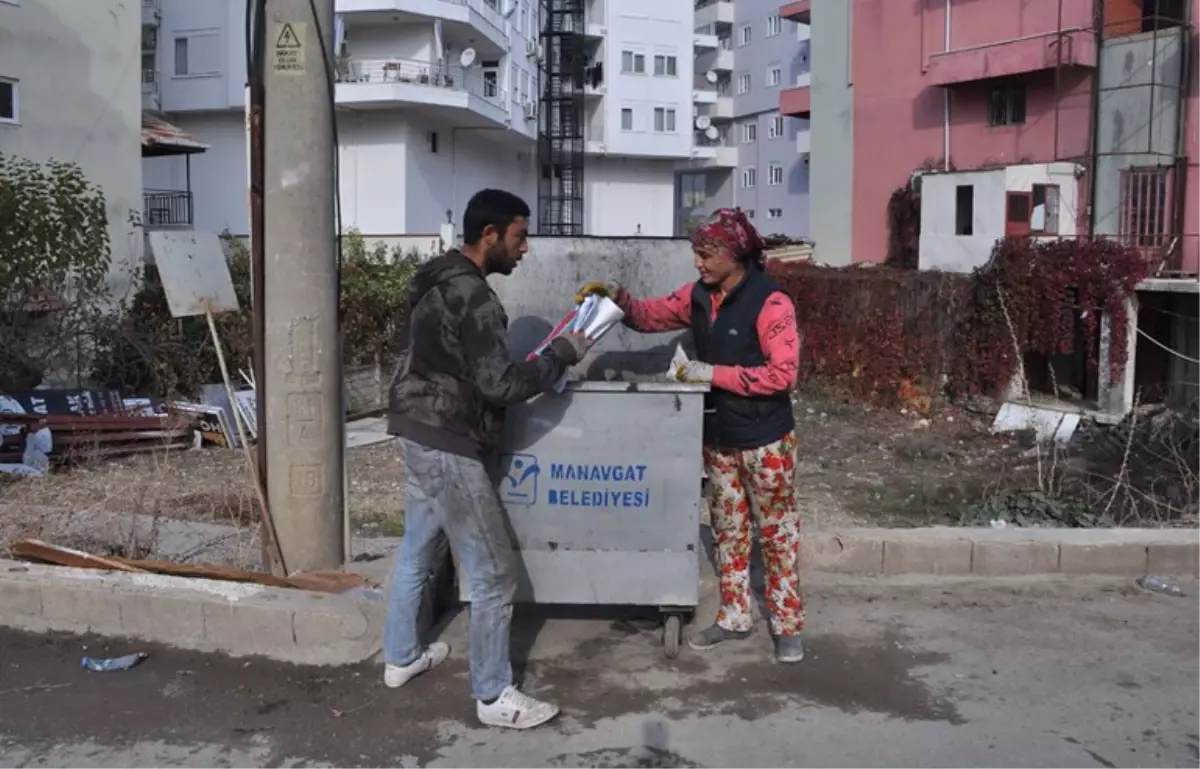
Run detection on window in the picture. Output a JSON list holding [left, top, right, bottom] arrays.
[[173, 33, 220, 77], [719, 35, 733, 50], [511, 63, 520, 103], [653, 55, 678, 77], [739, 24, 752, 46], [768, 114, 784, 139], [988, 83, 1026, 126], [621, 107, 634, 131], [482, 66, 499, 98], [519, 0, 528, 38], [621, 50, 646, 74], [955, 185, 974, 236], [767, 13, 782, 37], [746, 209, 756, 219], [736, 73, 751, 94], [741, 167, 757, 188], [768, 163, 783, 186], [1030, 184, 1060, 234], [1120, 166, 1174, 249], [654, 107, 676, 132], [680, 173, 706, 209], [0, 77, 16, 123], [740, 121, 756, 143], [767, 208, 783, 220], [766, 65, 781, 87]]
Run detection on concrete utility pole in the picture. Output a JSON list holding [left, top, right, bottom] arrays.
[[261, 0, 344, 572]]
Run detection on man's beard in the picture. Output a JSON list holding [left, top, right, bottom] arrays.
[[484, 243, 515, 275]]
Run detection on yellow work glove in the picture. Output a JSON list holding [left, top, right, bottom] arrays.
[[675, 360, 715, 384], [574, 280, 619, 306]]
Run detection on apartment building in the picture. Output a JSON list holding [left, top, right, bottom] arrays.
[[784, 0, 1197, 412], [784, 0, 1198, 278], [140, 0, 701, 241], [0, 0, 145, 291], [678, 0, 811, 237]]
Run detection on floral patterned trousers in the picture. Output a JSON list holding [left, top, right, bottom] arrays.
[[704, 431, 804, 637]]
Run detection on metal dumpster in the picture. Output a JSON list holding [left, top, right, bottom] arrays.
[[456, 380, 709, 658]]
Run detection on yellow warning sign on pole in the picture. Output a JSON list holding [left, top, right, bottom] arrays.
[[273, 21, 306, 75]]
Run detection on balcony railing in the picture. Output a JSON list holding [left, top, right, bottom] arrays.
[[337, 57, 506, 107], [144, 189, 193, 228], [141, 69, 157, 94]]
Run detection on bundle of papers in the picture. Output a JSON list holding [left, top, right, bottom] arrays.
[[528, 294, 625, 392]]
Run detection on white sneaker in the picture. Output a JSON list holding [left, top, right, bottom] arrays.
[[476, 685, 560, 729], [383, 642, 450, 688]]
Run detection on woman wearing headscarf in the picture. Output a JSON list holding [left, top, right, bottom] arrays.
[[575, 208, 804, 663]]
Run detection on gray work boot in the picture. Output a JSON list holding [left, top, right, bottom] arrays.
[[774, 635, 805, 663], [687, 623, 751, 651]]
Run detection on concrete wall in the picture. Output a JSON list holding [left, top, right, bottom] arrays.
[[488, 236, 699, 378], [1093, 28, 1184, 239], [0, 0, 144, 299], [809, 0, 854, 265]]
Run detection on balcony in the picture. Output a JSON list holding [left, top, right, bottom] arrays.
[[144, 190, 193, 229], [779, 0, 809, 24], [694, 143, 738, 167], [141, 69, 160, 111], [711, 95, 734, 120], [693, 75, 718, 104], [694, 33, 719, 49], [779, 73, 810, 117], [141, 0, 160, 26], [337, 0, 508, 55], [695, 0, 734, 28], [925, 29, 1097, 88], [335, 57, 508, 126], [711, 48, 734, 71], [795, 129, 810, 154]]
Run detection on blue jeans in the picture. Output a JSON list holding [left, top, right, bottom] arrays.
[[384, 437, 516, 701]]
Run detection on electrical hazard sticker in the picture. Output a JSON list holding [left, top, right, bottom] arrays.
[[273, 22, 306, 75]]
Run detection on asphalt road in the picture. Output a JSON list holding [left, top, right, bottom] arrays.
[[1, 575, 1197, 768]]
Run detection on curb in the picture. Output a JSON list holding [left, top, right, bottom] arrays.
[[0, 558, 384, 666], [1, 527, 1195, 665], [800, 527, 1200, 577]]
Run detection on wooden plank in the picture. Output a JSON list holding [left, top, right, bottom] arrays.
[[10, 539, 149, 573]]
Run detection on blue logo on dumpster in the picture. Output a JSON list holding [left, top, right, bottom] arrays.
[[499, 453, 540, 505]]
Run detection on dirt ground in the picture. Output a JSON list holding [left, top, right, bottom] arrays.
[[0, 392, 1048, 550]]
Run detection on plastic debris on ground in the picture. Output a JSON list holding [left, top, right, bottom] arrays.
[[81, 652, 149, 672], [1136, 575, 1187, 597]]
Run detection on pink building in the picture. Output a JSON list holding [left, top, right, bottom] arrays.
[[781, 0, 1198, 413]]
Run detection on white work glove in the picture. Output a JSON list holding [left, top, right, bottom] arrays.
[[574, 280, 622, 306], [675, 360, 714, 384], [549, 332, 590, 365]]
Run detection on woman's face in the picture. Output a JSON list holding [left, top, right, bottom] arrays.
[[693, 245, 739, 287]]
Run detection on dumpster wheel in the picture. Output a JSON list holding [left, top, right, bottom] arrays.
[[663, 614, 683, 659]]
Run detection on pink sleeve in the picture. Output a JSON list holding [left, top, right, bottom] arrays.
[[711, 291, 800, 397], [616, 282, 694, 333]]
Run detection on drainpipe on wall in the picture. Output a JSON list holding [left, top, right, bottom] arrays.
[[943, 0, 951, 171], [1086, 0, 1105, 236]]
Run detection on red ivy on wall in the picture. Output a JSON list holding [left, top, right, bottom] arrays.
[[768, 237, 1150, 411]]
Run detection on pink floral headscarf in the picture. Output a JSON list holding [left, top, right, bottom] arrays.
[[690, 207, 767, 265]]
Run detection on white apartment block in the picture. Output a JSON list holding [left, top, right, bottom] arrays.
[[0, 0, 145, 293], [141, 0, 704, 241]]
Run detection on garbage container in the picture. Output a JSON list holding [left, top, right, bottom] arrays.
[[456, 380, 709, 658]]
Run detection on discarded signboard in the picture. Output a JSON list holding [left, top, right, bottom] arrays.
[[167, 401, 235, 448], [4, 389, 125, 417]]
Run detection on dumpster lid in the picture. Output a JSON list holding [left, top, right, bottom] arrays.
[[566, 381, 710, 394]]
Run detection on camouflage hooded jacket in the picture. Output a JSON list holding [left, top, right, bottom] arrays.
[[387, 250, 571, 459]]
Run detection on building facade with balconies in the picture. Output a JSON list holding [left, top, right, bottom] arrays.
[[140, 0, 702, 240], [0, 0, 145, 293], [677, 0, 811, 238]]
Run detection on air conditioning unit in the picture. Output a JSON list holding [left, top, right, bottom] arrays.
[[523, 100, 538, 119]]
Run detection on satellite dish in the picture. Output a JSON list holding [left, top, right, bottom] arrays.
[[460, 48, 477, 68], [704, 125, 719, 140], [695, 115, 711, 130], [705, 70, 718, 84]]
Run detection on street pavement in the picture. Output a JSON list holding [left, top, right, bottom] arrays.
[[0, 574, 1196, 768]]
